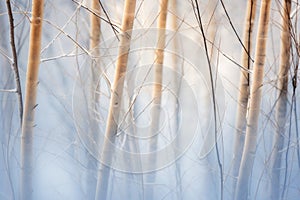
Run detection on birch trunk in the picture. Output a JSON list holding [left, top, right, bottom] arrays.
[[149, 0, 169, 160], [90, 0, 101, 51], [269, 0, 291, 199], [95, 0, 136, 199], [148, 1, 169, 199], [86, 0, 101, 199], [234, 0, 271, 199], [170, 0, 183, 199], [21, 0, 44, 199], [90, 0, 101, 87], [232, 0, 257, 193]]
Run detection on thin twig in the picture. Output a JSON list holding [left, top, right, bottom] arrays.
[[6, 0, 23, 125], [219, 0, 254, 63], [0, 89, 17, 93], [43, 19, 91, 56], [41, 3, 82, 54], [41, 52, 85, 63], [192, 1, 223, 199], [0, 48, 13, 63], [71, 0, 120, 39], [97, 0, 120, 40]]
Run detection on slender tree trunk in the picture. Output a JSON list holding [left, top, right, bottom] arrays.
[[149, 0, 169, 158], [6, 0, 23, 125], [269, 0, 291, 199], [21, 0, 44, 199], [232, 0, 257, 194], [95, 0, 137, 199], [90, 0, 101, 50], [90, 0, 101, 87], [148, 0, 169, 199], [170, 0, 183, 199], [86, 0, 101, 199], [234, 0, 271, 199]]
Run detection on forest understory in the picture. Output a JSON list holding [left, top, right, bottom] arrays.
[[0, 0, 300, 199]]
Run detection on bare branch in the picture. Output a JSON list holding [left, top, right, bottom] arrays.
[[192, 1, 223, 199], [6, 0, 23, 125], [219, 0, 254, 63], [71, 0, 120, 39], [0, 88, 17, 93]]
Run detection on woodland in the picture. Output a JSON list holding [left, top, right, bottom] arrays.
[[0, 0, 300, 199]]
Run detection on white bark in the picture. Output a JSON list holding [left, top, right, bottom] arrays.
[[232, 0, 257, 194], [85, 0, 101, 199], [148, 1, 169, 199], [149, 0, 169, 161], [90, 0, 101, 88], [269, 0, 291, 199], [235, 0, 271, 199], [21, 0, 44, 199], [95, 0, 137, 199], [170, 0, 183, 199]]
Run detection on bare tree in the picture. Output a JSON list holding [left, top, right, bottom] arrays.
[[148, 0, 169, 199], [21, 0, 44, 199], [84, 0, 102, 199], [231, 0, 256, 194], [90, 0, 101, 85], [235, 0, 272, 199], [95, 0, 137, 199], [170, 0, 183, 198], [269, 0, 291, 199]]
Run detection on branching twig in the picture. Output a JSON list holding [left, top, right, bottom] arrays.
[[97, 0, 119, 40], [71, 0, 120, 40], [41, 3, 82, 54], [43, 19, 90, 56], [219, 0, 254, 63], [6, 0, 23, 125]]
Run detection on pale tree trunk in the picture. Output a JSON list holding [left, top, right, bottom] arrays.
[[149, 0, 169, 161], [148, 0, 169, 198], [232, 0, 257, 194], [95, 0, 137, 199], [90, 0, 101, 51], [269, 0, 291, 199], [234, 0, 271, 199], [170, 0, 183, 199], [86, 0, 101, 199], [90, 0, 101, 87], [21, 0, 44, 199]]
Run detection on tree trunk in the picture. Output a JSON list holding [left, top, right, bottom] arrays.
[[21, 0, 44, 199], [149, 0, 169, 162], [269, 0, 291, 199], [170, 0, 183, 199], [90, 0, 101, 88], [148, 0, 169, 198], [232, 0, 257, 194], [234, 0, 271, 199], [85, 0, 101, 199], [95, 0, 137, 199]]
